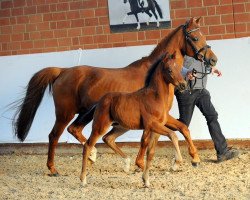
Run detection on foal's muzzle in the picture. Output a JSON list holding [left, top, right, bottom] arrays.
[[177, 82, 187, 92]]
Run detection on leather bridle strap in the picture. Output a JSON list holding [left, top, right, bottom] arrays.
[[183, 24, 211, 64]]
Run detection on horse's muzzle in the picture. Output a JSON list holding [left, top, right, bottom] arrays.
[[209, 57, 217, 66]]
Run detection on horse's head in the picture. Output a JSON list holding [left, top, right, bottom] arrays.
[[182, 17, 218, 67], [162, 52, 187, 92]]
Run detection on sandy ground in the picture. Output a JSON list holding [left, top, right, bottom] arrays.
[[0, 144, 249, 200]]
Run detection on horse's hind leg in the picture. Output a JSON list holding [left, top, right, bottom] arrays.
[[47, 116, 74, 176], [67, 112, 90, 145], [102, 126, 131, 172], [150, 9, 160, 27], [144, 10, 152, 25]]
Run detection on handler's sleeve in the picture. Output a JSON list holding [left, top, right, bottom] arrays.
[[181, 67, 190, 77]]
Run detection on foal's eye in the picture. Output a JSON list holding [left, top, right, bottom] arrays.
[[168, 68, 172, 74]]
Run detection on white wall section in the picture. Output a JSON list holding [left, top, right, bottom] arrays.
[[0, 37, 249, 143]]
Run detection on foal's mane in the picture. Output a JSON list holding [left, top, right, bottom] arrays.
[[144, 52, 167, 87]]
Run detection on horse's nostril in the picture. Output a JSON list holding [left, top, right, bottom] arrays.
[[210, 58, 217, 66]]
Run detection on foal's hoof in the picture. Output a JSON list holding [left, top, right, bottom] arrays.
[[191, 162, 200, 167], [48, 172, 60, 177]]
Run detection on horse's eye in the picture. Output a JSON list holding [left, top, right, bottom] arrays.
[[168, 69, 172, 74], [192, 37, 199, 41]]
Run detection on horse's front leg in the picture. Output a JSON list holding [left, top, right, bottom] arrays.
[[166, 115, 200, 166], [134, 13, 141, 29]]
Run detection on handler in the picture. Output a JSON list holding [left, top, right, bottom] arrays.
[[175, 56, 239, 162]]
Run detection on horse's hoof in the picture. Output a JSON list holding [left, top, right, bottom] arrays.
[[192, 162, 199, 167], [135, 160, 144, 171]]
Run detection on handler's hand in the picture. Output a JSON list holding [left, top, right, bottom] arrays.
[[212, 67, 222, 77], [186, 71, 196, 80]]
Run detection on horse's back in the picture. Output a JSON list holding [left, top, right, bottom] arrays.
[[51, 64, 145, 113]]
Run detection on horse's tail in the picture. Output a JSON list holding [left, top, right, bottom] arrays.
[[12, 67, 66, 142], [154, 0, 163, 19]]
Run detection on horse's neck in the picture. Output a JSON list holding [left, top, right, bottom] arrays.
[[148, 26, 185, 65], [126, 26, 185, 75]]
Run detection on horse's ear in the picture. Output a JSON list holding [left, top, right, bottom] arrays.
[[186, 17, 195, 27], [195, 17, 201, 26]]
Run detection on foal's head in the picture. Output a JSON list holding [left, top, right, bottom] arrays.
[[182, 17, 218, 67], [162, 52, 187, 92]]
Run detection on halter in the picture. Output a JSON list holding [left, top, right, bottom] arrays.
[[182, 23, 211, 66], [182, 23, 213, 92]]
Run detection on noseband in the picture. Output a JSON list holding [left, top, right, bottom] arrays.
[[183, 23, 211, 66]]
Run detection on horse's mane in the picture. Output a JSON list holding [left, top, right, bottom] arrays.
[[125, 24, 183, 70], [149, 25, 183, 59]]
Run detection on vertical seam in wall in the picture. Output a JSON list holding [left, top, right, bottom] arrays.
[[232, 0, 236, 38], [78, 48, 83, 65]]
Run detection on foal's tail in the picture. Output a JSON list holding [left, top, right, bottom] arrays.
[[12, 67, 66, 142], [154, 0, 163, 19]]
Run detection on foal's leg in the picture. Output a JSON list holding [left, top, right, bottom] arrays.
[[80, 120, 112, 186], [150, 121, 183, 169], [142, 132, 160, 187], [135, 129, 151, 170], [166, 115, 200, 165], [102, 126, 131, 172]]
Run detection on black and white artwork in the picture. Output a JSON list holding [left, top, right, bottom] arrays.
[[108, 0, 171, 32]]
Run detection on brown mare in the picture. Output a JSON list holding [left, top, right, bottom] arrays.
[[12, 17, 217, 176], [80, 52, 186, 187]]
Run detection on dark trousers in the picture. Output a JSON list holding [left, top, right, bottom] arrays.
[[175, 88, 228, 155]]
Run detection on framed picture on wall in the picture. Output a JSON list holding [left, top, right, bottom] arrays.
[[108, 0, 171, 33]]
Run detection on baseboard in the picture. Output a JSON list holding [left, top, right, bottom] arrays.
[[0, 139, 249, 149]]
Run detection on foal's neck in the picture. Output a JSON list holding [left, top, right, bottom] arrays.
[[148, 64, 171, 100]]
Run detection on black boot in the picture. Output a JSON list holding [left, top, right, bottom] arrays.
[[217, 148, 239, 163]]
